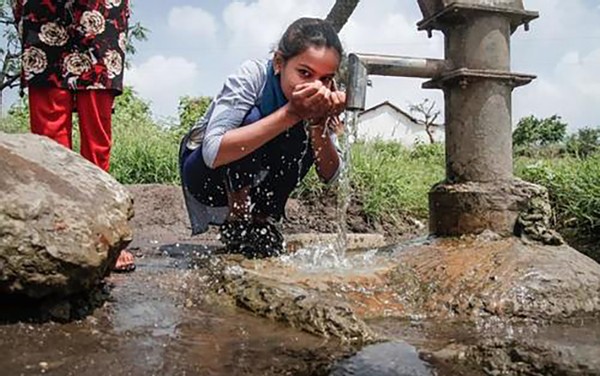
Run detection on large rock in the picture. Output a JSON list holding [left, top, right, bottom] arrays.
[[0, 132, 133, 298]]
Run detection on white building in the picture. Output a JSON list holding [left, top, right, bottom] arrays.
[[356, 101, 445, 147]]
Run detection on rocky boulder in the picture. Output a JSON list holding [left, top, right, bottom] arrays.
[[0, 132, 133, 298]]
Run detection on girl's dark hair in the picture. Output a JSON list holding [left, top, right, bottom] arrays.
[[277, 17, 343, 61]]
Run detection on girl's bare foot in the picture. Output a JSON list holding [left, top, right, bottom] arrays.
[[112, 250, 136, 273]]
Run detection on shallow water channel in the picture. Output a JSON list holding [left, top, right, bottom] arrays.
[[0, 250, 336, 376], [0, 245, 446, 375], [3, 242, 598, 376]]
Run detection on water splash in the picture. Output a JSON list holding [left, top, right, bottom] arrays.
[[335, 110, 360, 255], [281, 110, 361, 270], [280, 245, 379, 272]]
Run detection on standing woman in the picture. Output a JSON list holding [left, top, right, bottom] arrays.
[[180, 17, 346, 258], [13, 0, 135, 272]]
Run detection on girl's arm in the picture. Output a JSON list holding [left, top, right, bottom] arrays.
[[208, 78, 332, 168], [212, 104, 300, 168], [202, 60, 271, 169]]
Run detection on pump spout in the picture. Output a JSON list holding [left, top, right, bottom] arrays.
[[345, 53, 449, 111]]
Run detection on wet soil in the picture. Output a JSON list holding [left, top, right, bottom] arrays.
[[1, 184, 598, 376], [126, 184, 424, 250], [0, 184, 422, 376], [0, 252, 351, 376]]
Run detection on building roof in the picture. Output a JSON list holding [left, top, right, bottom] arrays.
[[359, 101, 443, 127]]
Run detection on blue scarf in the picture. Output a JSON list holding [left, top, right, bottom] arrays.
[[242, 60, 289, 125]]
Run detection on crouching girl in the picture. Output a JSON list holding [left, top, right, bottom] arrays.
[[180, 18, 346, 257]]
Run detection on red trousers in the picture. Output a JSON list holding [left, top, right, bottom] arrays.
[[29, 87, 114, 172]]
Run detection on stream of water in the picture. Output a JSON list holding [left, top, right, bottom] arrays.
[[334, 110, 361, 256], [283, 110, 362, 271]]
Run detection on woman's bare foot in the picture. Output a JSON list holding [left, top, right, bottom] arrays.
[[112, 250, 136, 273]]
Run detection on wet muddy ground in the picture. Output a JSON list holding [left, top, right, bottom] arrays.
[[4, 242, 596, 376], [1, 185, 598, 376], [0, 244, 472, 376], [0, 185, 423, 376], [124, 184, 424, 250], [0, 250, 350, 376]]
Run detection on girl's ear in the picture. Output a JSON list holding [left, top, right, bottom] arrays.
[[273, 52, 284, 75]]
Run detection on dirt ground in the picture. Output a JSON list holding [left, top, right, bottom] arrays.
[[1, 185, 597, 376], [126, 184, 425, 250], [126, 184, 598, 264]]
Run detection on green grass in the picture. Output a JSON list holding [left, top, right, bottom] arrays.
[[299, 141, 600, 244], [110, 119, 180, 185], [294, 142, 445, 223], [350, 142, 444, 220], [516, 155, 600, 238]]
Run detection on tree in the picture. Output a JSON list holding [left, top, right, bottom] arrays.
[[124, 18, 149, 61], [513, 115, 568, 148], [326, 0, 361, 33], [409, 98, 440, 144], [0, 0, 148, 113], [174, 95, 212, 138], [566, 126, 600, 158], [113, 86, 153, 127]]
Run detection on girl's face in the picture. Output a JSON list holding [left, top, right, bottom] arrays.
[[275, 46, 340, 100]]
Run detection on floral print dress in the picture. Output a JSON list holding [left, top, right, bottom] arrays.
[[14, 0, 129, 93]]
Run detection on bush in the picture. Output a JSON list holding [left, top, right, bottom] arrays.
[[176, 95, 212, 137], [516, 155, 600, 238], [566, 127, 600, 159], [296, 141, 442, 221], [513, 115, 567, 150], [351, 142, 444, 220], [110, 88, 180, 184], [1, 96, 29, 133], [294, 142, 445, 223], [409, 141, 444, 160]]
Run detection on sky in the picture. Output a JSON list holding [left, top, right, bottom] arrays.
[[4, 0, 600, 131]]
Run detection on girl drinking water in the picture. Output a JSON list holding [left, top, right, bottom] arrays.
[[180, 17, 346, 258]]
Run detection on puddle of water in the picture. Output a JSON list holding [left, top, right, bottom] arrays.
[[158, 243, 222, 260], [331, 341, 436, 376], [370, 315, 600, 376], [0, 254, 347, 376]]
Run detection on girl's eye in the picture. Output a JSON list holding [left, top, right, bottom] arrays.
[[298, 69, 311, 78]]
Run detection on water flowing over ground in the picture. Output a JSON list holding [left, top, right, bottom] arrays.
[[1, 185, 599, 375], [0, 251, 349, 376], [0, 244, 458, 376], [277, 109, 364, 273], [4, 239, 597, 375]]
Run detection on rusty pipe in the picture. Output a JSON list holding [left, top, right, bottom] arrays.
[[346, 53, 450, 110]]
